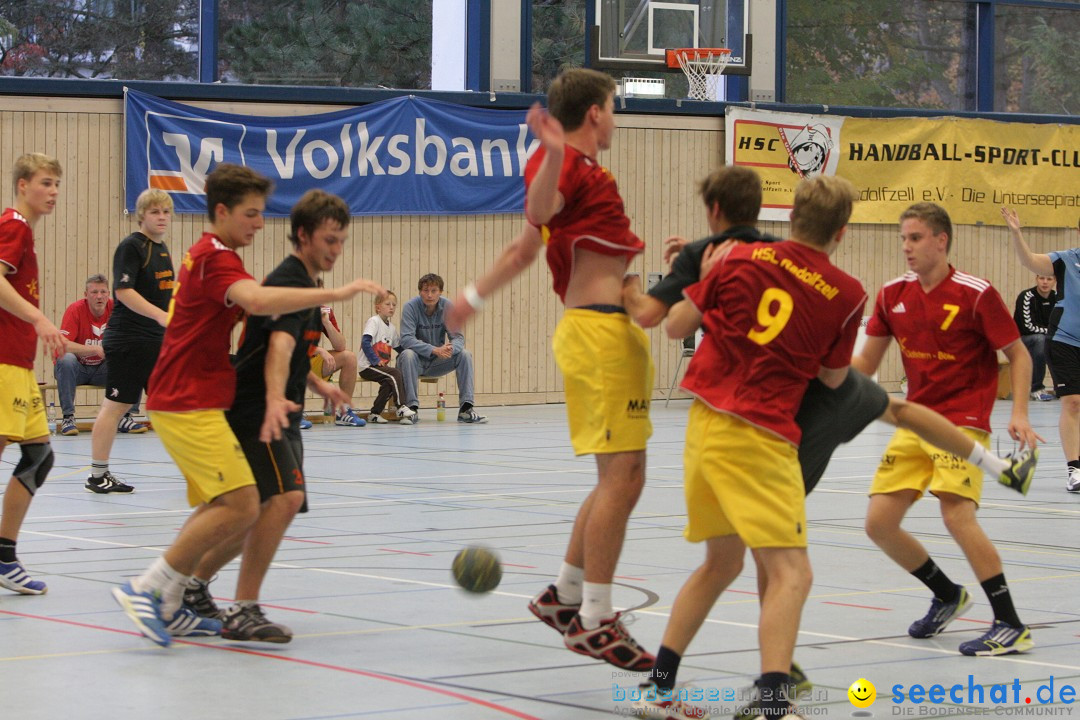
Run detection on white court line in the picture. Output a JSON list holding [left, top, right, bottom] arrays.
[[28, 527, 1079, 674]]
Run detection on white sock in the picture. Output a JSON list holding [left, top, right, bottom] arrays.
[[968, 443, 1008, 476], [580, 581, 614, 629], [554, 562, 584, 605], [132, 557, 188, 619]]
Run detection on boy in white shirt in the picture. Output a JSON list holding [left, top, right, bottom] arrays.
[[359, 291, 416, 424]]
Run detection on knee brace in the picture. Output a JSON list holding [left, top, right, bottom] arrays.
[[13, 443, 54, 496]]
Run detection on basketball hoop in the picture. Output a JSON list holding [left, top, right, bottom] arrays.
[[665, 47, 732, 102]]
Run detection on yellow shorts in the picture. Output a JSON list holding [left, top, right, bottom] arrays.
[[870, 427, 987, 504], [683, 402, 807, 548], [553, 308, 654, 455], [309, 354, 334, 379], [0, 364, 49, 442], [149, 409, 256, 507]]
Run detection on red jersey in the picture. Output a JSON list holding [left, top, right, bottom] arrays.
[[866, 267, 1018, 432], [60, 298, 112, 366], [147, 233, 253, 412], [682, 241, 867, 445], [524, 145, 643, 302], [0, 208, 39, 369]]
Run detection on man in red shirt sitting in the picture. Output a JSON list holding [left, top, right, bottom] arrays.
[[52, 274, 142, 435]]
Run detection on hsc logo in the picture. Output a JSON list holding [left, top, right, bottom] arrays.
[[143, 113, 248, 195]]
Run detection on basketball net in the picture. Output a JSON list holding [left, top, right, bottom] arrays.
[[674, 48, 732, 102]]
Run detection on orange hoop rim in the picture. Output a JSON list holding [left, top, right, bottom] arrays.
[[664, 47, 731, 69]]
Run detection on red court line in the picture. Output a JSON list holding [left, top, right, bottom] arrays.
[[69, 520, 125, 526], [822, 601, 892, 612], [614, 575, 645, 582], [957, 616, 992, 625], [0, 609, 542, 720], [259, 602, 319, 615], [379, 548, 433, 556], [501, 563, 536, 569], [727, 589, 758, 596], [283, 537, 333, 545]]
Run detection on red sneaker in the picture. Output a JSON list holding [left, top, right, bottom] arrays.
[[527, 584, 580, 634], [563, 612, 655, 671]]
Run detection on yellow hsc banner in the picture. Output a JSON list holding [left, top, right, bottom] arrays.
[[726, 108, 1080, 227]]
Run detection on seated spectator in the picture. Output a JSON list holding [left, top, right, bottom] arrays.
[[1014, 273, 1058, 401], [53, 274, 142, 436], [398, 273, 486, 423], [310, 304, 365, 426], [358, 291, 417, 425]]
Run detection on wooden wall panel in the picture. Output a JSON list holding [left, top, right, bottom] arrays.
[[1, 96, 1072, 417]]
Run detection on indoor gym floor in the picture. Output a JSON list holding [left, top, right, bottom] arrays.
[[1, 397, 1078, 720]]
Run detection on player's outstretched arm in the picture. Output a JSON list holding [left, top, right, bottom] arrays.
[[1001, 207, 1053, 276], [622, 275, 668, 329], [0, 272, 63, 359], [228, 277, 386, 317], [447, 224, 543, 331], [852, 335, 891, 377], [1001, 339, 1045, 450], [524, 104, 565, 227], [665, 298, 703, 339]]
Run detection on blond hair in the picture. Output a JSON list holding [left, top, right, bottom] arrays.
[[13, 153, 62, 190], [376, 290, 397, 305], [790, 176, 859, 247], [135, 188, 174, 223]]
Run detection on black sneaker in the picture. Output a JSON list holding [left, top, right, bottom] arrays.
[[221, 603, 293, 643], [183, 578, 223, 619], [84, 471, 135, 494]]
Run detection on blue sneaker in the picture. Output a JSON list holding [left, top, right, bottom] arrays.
[[299, 417, 313, 430], [335, 408, 366, 427], [0, 559, 47, 595], [958, 620, 1034, 656], [908, 585, 972, 638], [166, 606, 223, 637], [117, 414, 149, 434], [111, 581, 171, 647]]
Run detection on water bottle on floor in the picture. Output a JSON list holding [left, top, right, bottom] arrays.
[[47, 402, 57, 434], [437, 392, 446, 422]]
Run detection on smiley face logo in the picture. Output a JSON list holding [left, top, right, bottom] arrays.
[[848, 678, 876, 708]]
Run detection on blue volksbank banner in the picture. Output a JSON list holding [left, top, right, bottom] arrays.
[[124, 89, 535, 217]]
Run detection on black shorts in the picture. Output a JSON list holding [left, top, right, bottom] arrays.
[[1048, 340, 1080, 397], [236, 432, 308, 513], [103, 340, 162, 405], [797, 369, 890, 494]]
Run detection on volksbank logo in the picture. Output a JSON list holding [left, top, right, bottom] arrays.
[[127, 89, 532, 216], [145, 113, 245, 195], [144, 115, 537, 197]]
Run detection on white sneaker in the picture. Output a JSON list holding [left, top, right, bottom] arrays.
[[1067, 467, 1080, 493], [397, 405, 416, 425], [368, 412, 389, 424]]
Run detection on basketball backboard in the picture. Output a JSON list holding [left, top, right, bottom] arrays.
[[591, 0, 751, 75]]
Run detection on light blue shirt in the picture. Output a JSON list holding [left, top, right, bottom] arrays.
[[1048, 248, 1080, 347], [399, 295, 465, 359]]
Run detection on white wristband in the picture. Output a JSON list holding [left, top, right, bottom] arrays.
[[463, 282, 485, 310]]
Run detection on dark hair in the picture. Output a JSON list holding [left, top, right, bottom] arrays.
[[289, 189, 350, 248], [699, 166, 762, 226], [547, 68, 616, 132], [790, 175, 859, 247], [204, 163, 273, 223], [900, 202, 953, 252], [417, 273, 444, 292]]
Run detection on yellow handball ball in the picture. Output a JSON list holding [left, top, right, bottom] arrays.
[[451, 546, 502, 594]]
